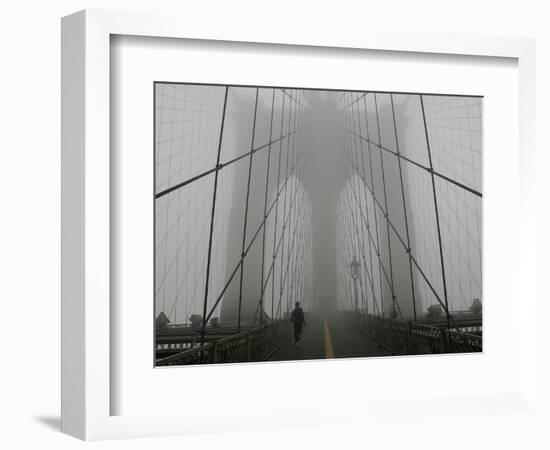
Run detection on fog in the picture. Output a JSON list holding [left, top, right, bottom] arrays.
[[300, 92, 346, 314], [154, 85, 482, 326]]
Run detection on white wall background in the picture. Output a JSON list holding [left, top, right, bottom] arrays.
[[0, 1, 548, 449]]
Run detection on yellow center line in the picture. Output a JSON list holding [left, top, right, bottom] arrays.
[[323, 319, 335, 358]]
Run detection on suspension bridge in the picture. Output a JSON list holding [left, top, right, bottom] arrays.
[[153, 84, 482, 366]]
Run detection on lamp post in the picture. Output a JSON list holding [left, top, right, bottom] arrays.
[[350, 257, 360, 314]]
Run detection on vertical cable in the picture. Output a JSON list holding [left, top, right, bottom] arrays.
[[271, 92, 286, 320], [350, 97, 375, 316], [277, 95, 294, 318], [258, 89, 277, 325], [390, 93, 418, 321], [419, 94, 451, 324], [373, 94, 399, 319], [355, 97, 381, 316], [362, 95, 386, 317], [237, 88, 260, 333], [286, 93, 299, 313], [200, 87, 229, 340], [160, 87, 178, 314], [342, 112, 378, 317]]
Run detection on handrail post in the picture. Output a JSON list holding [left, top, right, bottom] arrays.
[[369, 315, 373, 339], [212, 341, 218, 364], [265, 324, 269, 359], [407, 321, 412, 354], [247, 329, 252, 361], [439, 329, 447, 353], [389, 319, 393, 354]]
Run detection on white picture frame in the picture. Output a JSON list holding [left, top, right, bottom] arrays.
[[61, 9, 537, 441]]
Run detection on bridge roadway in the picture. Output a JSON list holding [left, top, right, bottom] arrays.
[[270, 314, 391, 361]]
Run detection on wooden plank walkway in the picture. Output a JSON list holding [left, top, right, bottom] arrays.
[[270, 314, 391, 361]]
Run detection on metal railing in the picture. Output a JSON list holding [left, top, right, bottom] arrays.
[[155, 325, 245, 357], [155, 319, 291, 366], [344, 311, 482, 355]]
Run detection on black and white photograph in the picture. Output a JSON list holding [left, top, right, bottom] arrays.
[[3, 0, 547, 446], [154, 84, 483, 366]]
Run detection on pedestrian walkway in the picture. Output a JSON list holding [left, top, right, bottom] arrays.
[[270, 314, 391, 361]]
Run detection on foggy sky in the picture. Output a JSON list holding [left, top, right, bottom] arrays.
[[154, 86, 482, 325]]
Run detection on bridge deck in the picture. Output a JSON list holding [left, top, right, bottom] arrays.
[[270, 315, 391, 361]]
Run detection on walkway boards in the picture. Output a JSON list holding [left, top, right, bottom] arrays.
[[270, 315, 391, 362]]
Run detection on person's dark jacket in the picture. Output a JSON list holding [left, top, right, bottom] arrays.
[[291, 307, 305, 325]]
